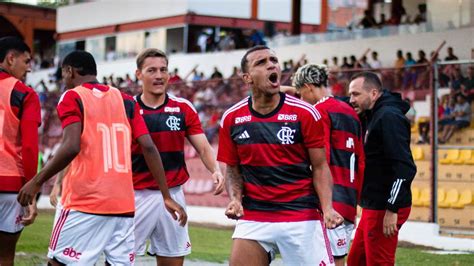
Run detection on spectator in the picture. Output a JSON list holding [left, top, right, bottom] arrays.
[[417, 98, 444, 144], [341, 56, 350, 69], [378, 14, 387, 27], [358, 10, 377, 29], [323, 58, 329, 66], [394, 50, 406, 68], [218, 31, 236, 51], [229, 66, 239, 79], [403, 52, 417, 89], [349, 55, 357, 68], [197, 31, 209, 53], [415, 50, 430, 89], [370, 51, 382, 69], [330, 56, 340, 73], [463, 66, 474, 100], [439, 94, 471, 143], [192, 69, 202, 81], [249, 29, 266, 46], [414, 4, 427, 24], [359, 55, 371, 69], [210, 67, 223, 79], [445, 47, 459, 61], [169, 68, 182, 84], [450, 68, 466, 93]]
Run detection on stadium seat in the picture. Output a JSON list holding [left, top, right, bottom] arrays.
[[451, 190, 473, 208], [438, 188, 446, 205], [413, 188, 430, 207], [451, 150, 473, 164], [438, 188, 459, 208], [439, 149, 460, 164], [412, 146, 424, 161], [465, 153, 474, 165], [412, 186, 420, 203]]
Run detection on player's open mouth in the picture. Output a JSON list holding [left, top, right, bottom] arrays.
[[268, 73, 279, 86], [153, 80, 164, 86]]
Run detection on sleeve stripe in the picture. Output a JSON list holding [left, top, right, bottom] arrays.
[[284, 100, 321, 121], [285, 96, 322, 120], [388, 179, 404, 204], [220, 98, 249, 127], [168, 94, 198, 113]]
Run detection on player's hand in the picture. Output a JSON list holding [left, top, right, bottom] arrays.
[[212, 171, 225, 195], [21, 202, 38, 226], [323, 208, 344, 229], [225, 199, 244, 220], [17, 179, 42, 206], [164, 198, 187, 227], [383, 210, 398, 237], [50, 183, 61, 207]]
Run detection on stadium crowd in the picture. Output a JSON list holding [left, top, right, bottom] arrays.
[[35, 46, 472, 163]]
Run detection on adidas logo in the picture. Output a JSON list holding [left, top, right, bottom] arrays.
[[238, 130, 250, 139]]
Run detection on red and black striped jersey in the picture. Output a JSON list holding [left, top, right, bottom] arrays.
[[315, 96, 365, 223], [217, 92, 325, 222], [132, 93, 203, 190]]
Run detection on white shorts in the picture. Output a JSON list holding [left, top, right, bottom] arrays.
[[327, 221, 354, 258], [47, 204, 135, 265], [0, 194, 25, 233], [134, 187, 190, 257], [232, 220, 334, 266]]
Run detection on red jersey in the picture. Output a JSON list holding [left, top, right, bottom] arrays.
[[315, 96, 365, 223], [0, 71, 41, 192], [132, 93, 203, 190], [217, 93, 325, 222]]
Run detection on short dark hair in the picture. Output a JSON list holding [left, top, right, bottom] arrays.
[[136, 48, 168, 69], [240, 45, 270, 73], [62, 50, 97, 76], [351, 71, 383, 92], [0, 36, 31, 62]]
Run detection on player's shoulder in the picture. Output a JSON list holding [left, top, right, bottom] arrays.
[[221, 96, 250, 124], [120, 91, 135, 102], [58, 89, 80, 106], [168, 94, 198, 113], [284, 94, 321, 120]]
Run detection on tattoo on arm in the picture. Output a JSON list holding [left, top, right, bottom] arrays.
[[226, 166, 243, 201]]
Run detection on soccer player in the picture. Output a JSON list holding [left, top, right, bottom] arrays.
[[132, 48, 224, 266], [347, 72, 416, 265], [0, 36, 40, 266], [218, 46, 343, 265], [17, 51, 187, 265], [291, 64, 365, 266]]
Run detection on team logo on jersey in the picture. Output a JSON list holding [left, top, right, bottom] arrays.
[[277, 126, 296, 144], [165, 106, 180, 113], [277, 114, 297, 121], [166, 116, 181, 131], [235, 115, 251, 124]]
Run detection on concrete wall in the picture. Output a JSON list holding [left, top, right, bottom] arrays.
[[58, 0, 322, 33]]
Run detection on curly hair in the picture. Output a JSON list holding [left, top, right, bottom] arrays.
[[292, 63, 328, 89]]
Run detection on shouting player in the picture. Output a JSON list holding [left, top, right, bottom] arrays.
[[218, 46, 343, 265]]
